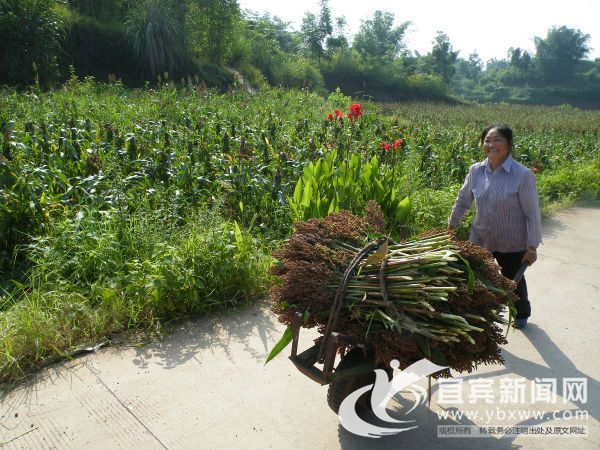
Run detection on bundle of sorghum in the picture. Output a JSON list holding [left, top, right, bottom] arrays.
[[270, 205, 517, 375]]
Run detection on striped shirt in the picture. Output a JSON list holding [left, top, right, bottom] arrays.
[[448, 154, 542, 252]]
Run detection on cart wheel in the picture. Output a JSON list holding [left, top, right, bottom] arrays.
[[327, 348, 376, 415]]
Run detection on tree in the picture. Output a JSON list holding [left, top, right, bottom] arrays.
[[244, 12, 300, 54], [455, 52, 482, 81], [186, 0, 240, 64], [486, 58, 509, 71], [508, 47, 532, 72], [301, 12, 324, 60], [326, 16, 348, 52], [428, 31, 458, 84], [352, 11, 410, 59], [534, 26, 590, 83], [318, 0, 332, 38], [300, 0, 334, 61], [0, 0, 64, 86], [67, 0, 126, 21]]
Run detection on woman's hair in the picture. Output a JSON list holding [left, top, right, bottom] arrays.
[[480, 123, 513, 150]]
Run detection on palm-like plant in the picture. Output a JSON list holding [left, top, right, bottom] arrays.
[[126, 0, 188, 79]]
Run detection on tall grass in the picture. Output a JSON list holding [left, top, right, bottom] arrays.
[[0, 200, 272, 384]]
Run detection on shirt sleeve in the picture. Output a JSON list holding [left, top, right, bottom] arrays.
[[448, 166, 474, 227], [518, 170, 543, 248]]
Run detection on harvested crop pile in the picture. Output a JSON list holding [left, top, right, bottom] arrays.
[[270, 204, 517, 375]]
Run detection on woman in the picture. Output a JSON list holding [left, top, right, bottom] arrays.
[[447, 124, 542, 329]]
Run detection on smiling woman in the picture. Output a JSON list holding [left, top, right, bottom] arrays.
[[482, 124, 512, 170], [447, 123, 542, 330]]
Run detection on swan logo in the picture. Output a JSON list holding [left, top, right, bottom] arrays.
[[338, 358, 448, 438]]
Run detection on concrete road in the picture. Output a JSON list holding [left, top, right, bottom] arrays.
[[1, 206, 599, 449]]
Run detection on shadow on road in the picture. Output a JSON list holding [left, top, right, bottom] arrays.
[[130, 301, 280, 370], [0, 301, 280, 419], [336, 395, 520, 450]]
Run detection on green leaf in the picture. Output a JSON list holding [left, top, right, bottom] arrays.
[[417, 335, 431, 358], [233, 220, 243, 248], [395, 196, 412, 222], [314, 159, 323, 180], [265, 326, 294, 365], [301, 180, 313, 208], [303, 310, 310, 323], [293, 178, 303, 206], [56, 170, 68, 185], [316, 192, 322, 217], [288, 198, 299, 219], [373, 177, 385, 199], [457, 254, 475, 294], [327, 197, 337, 214]]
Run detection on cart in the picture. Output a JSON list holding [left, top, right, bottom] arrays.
[[288, 258, 529, 414]]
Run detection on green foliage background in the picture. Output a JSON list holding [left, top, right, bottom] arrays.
[[2, 0, 598, 105]]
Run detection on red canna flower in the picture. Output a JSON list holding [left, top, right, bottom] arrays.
[[394, 138, 404, 148], [380, 141, 391, 151], [327, 113, 334, 120], [531, 167, 540, 174], [334, 109, 343, 118], [349, 103, 363, 118]]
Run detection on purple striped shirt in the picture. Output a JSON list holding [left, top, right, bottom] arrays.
[[449, 154, 542, 252]]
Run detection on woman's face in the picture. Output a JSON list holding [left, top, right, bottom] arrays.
[[482, 128, 510, 165]]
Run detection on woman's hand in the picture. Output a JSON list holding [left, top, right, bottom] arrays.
[[522, 247, 538, 266]]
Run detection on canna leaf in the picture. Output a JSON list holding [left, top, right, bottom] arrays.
[[265, 326, 294, 365], [301, 180, 312, 208], [395, 195, 412, 221], [328, 197, 337, 214], [293, 178, 303, 206]]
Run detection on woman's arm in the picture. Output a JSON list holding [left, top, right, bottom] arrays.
[[448, 167, 475, 229], [519, 170, 542, 264]]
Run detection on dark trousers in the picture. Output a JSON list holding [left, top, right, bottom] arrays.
[[492, 251, 530, 319]]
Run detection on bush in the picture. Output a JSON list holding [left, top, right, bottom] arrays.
[[0, 0, 64, 87], [56, 6, 234, 88], [58, 9, 138, 85], [537, 160, 600, 212], [269, 55, 324, 90], [0, 203, 272, 383], [26, 204, 271, 317], [190, 60, 235, 89], [321, 50, 452, 102]]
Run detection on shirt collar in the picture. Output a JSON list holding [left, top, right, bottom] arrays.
[[484, 154, 514, 173]]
